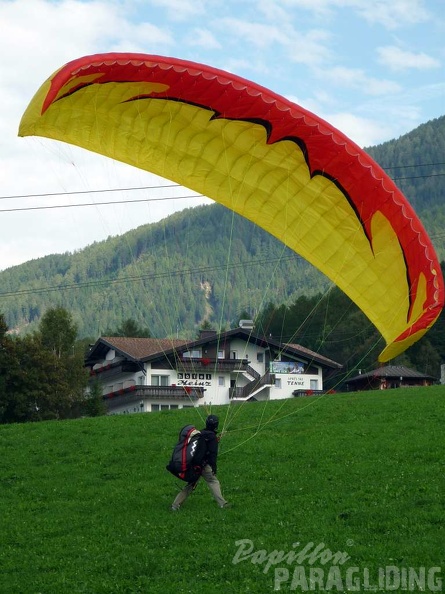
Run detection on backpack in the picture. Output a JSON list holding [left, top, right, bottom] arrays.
[[166, 424, 207, 482]]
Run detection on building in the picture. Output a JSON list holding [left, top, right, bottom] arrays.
[[346, 365, 437, 391], [85, 326, 342, 414]]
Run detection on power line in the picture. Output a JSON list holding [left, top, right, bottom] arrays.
[[0, 161, 443, 210], [393, 173, 445, 181], [0, 194, 205, 213], [0, 183, 182, 201], [384, 162, 445, 170], [0, 173, 443, 214]]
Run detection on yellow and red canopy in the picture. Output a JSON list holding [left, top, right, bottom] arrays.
[[19, 53, 444, 361]]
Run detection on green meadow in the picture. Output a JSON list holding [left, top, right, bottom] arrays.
[[1, 388, 444, 593]]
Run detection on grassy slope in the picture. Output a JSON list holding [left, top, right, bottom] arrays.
[[0, 388, 444, 593]]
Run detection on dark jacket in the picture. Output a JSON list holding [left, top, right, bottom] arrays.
[[201, 428, 219, 474]]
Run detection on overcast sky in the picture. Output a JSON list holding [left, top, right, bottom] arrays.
[[1, 0, 444, 271]]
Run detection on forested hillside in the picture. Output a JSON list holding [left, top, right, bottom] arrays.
[[366, 115, 445, 258], [0, 116, 444, 362], [0, 204, 330, 339]]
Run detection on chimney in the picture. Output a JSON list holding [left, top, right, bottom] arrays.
[[199, 329, 217, 339]]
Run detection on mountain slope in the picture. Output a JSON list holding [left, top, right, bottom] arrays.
[[366, 115, 445, 258], [0, 204, 330, 338]]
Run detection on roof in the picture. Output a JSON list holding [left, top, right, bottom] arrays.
[[347, 365, 437, 383], [86, 337, 188, 363], [285, 342, 342, 369], [86, 329, 342, 370]]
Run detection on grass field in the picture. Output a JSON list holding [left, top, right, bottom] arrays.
[[0, 387, 444, 593]]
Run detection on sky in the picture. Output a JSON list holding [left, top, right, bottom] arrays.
[[1, 0, 444, 271]]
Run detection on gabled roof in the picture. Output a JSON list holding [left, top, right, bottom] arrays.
[[86, 329, 342, 370], [284, 342, 342, 369], [85, 336, 188, 364], [347, 365, 436, 383]]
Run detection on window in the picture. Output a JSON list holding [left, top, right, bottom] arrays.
[[231, 351, 237, 360], [257, 352, 264, 363], [183, 349, 202, 358], [151, 375, 169, 386], [138, 375, 145, 385], [152, 403, 179, 411], [217, 349, 224, 359], [105, 349, 115, 361], [310, 379, 319, 391], [218, 376, 225, 387], [275, 378, 282, 389]]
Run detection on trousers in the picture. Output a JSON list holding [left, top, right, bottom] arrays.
[[172, 464, 227, 508]]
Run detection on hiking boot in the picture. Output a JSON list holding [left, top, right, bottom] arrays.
[[171, 505, 180, 511]]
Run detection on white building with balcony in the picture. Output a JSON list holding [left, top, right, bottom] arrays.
[[85, 326, 342, 414]]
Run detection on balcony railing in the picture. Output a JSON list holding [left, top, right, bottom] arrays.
[[176, 357, 250, 373], [90, 360, 140, 377], [104, 384, 205, 402]]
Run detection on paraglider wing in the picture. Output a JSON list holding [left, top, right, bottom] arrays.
[[18, 53, 444, 362]]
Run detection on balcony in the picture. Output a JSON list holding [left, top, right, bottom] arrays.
[[176, 357, 250, 373], [89, 360, 140, 377], [103, 384, 205, 403]]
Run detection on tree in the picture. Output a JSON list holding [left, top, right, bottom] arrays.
[[84, 379, 106, 417], [0, 314, 23, 423], [230, 308, 254, 329], [34, 307, 88, 420], [17, 334, 71, 421], [198, 320, 214, 335], [0, 327, 73, 423], [105, 318, 151, 338], [39, 306, 78, 358]]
